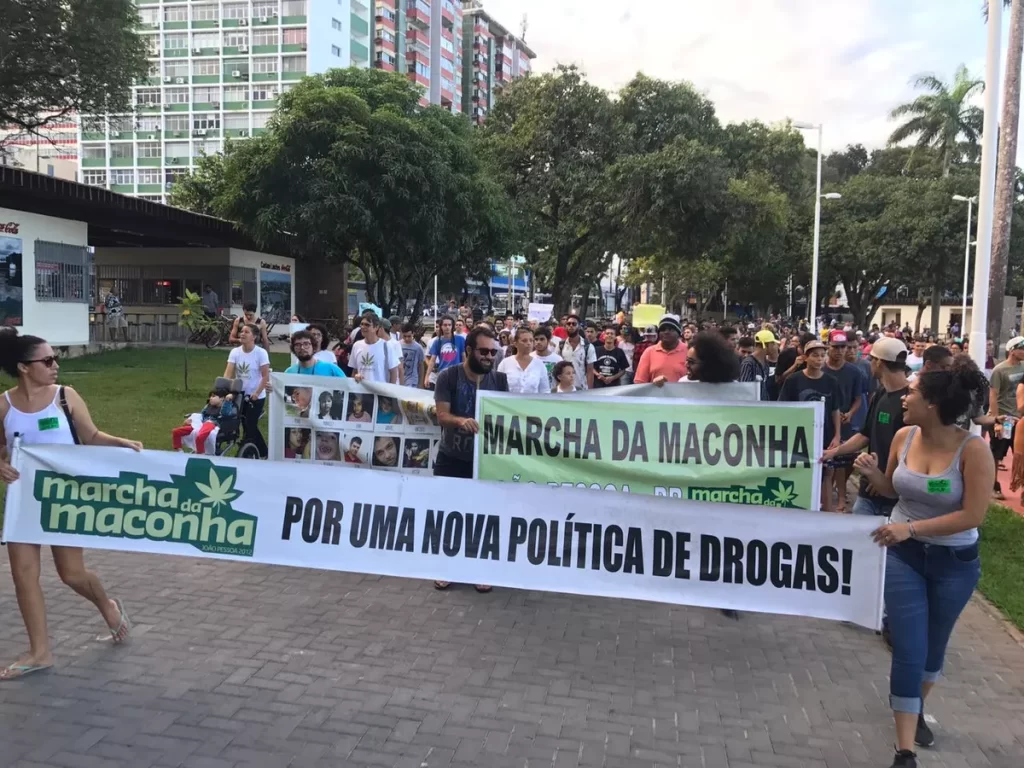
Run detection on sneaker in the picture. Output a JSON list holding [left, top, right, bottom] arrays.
[[915, 713, 934, 747], [889, 749, 917, 767]]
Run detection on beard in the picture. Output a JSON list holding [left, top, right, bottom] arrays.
[[468, 355, 492, 374], [296, 351, 313, 362]]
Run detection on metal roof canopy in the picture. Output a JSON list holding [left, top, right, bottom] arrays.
[[0, 167, 297, 255]]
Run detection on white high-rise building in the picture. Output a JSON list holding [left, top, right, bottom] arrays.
[[80, 0, 373, 203]]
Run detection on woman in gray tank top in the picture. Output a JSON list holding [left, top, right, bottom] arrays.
[[855, 355, 992, 768]]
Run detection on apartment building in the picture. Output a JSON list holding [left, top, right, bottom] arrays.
[[461, 0, 534, 124], [0, 118, 79, 180], [80, 0, 374, 203], [372, 0, 462, 112]]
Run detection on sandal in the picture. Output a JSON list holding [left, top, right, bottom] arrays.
[[433, 580, 451, 590], [474, 585, 492, 593], [0, 662, 52, 681], [109, 599, 131, 644]]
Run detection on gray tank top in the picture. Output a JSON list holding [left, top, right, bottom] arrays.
[[890, 427, 979, 546]]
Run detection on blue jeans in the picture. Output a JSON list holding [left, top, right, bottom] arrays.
[[885, 539, 980, 714], [852, 495, 896, 517]]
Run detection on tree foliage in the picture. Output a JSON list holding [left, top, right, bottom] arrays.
[[0, 0, 148, 150], [172, 69, 513, 315]]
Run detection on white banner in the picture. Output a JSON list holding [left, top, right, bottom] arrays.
[[527, 302, 554, 323], [3, 444, 885, 628], [269, 374, 439, 474]]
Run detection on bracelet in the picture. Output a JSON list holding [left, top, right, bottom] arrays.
[[908, 523, 917, 539]]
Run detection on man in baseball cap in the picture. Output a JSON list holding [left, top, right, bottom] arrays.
[[740, 329, 778, 400], [824, 329, 863, 513], [634, 314, 688, 385]]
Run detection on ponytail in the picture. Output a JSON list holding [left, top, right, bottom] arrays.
[[917, 353, 989, 425], [0, 329, 45, 378]]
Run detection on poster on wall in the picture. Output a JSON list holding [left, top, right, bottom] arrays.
[[259, 263, 291, 327], [0, 225, 24, 326]]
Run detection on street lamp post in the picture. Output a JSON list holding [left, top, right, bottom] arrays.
[[953, 195, 977, 333], [794, 122, 841, 330]]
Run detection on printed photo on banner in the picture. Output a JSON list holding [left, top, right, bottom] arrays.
[[341, 433, 370, 465], [284, 386, 313, 419], [376, 396, 404, 432], [313, 430, 342, 462], [402, 438, 434, 470], [315, 389, 346, 422], [401, 399, 439, 431], [283, 426, 311, 460], [371, 436, 402, 469], [346, 393, 375, 427]]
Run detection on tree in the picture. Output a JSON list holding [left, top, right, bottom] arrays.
[[0, 0, 148, 153], [988, 0, 1024, 349], [623, 255, 725, 317], [887, 65, 984, 177], [478, 66, 620, 317], [172, 69, 512, 315]]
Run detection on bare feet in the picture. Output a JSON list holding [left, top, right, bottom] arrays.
[[0, 652, 54, 681]]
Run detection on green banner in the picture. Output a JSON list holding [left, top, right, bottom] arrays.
[[475, 394, 822, 510]]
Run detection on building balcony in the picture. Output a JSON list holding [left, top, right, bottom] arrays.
[[351, 13, 370, 36], [81, 157, 106, 168]]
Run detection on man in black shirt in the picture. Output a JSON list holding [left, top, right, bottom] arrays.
[[821, 337, 909, 517], [779, 340, 842, 511], [823, 330, 864, 512], [739, 329, 777, 400]]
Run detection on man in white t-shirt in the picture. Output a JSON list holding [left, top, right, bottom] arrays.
[[224, 323, 271, 457], [350, 314, 401, 384], [531, 326, 563, 391], [560, 314, 597, 390], [905, 337, 926, 375]]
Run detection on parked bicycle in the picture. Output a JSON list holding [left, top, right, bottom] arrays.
[[188, 312, 235, 349]]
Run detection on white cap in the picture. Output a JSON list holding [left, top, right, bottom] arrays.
[[1007, 336, 1024, 352]]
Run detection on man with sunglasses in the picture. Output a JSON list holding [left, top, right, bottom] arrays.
[[560, 314, 596, 390]]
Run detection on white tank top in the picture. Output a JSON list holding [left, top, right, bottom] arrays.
[[3, 388, 77, 451]]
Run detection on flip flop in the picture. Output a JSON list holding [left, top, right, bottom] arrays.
[[474, 585, 492, 593], [0, 663, 52, 681], [433, 580, 451, 590], [109, 599, 131, 644]]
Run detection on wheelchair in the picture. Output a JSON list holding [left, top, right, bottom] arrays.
[[177, 377, 264, 459]]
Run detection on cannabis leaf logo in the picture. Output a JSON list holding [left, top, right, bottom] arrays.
[[361, 353, 376, 370], [758, 477, 798, 507], [236, 361, 251, 379], [194, 467, 240, 509]]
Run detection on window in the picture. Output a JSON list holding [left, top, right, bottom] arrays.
[[440, 76, 454, 93], [252, 85, 278, 101], [197, 140, 222, 155], [376, 52, 395, 66], [163, 5, 188, 22], [138, 142, 161, 158], [193, 59, 220, 76], [164, 33, 188, 50], [231, 266, 257, 306], [165, 115, 189, 132], [253, 1, 278, 16], [193, 86, 220, 103], [164, 141, 190, 158], [193, 4, 219, 21], [143, 278, 183, 305], [137, 88, 161, 106], [224, 85, 248, 102], [139, 7, 159, 24], [144, 34, 161, 55], [378, 7, 396, 22], [331, 44, 341, 57], [282, 28, 306, 44], [224, 30, 250, 47], [138, 116, 161, 132], [192, 32, 220, 49], [164, 61, 189, 78], [253, 112, 272, 129], [193, 113, 221, 130], [332, 17, 342, 30], [439, 55, 453, 74], [282, 0, 306, 15], [82, 146, 106, 161], [81, 117, 105, 134], [439, 36, 454, 53], [377, 28, 394, 44], [109, 117, 134, 134], [35, 241, 90, 303], [111, 169, 135, 185], [410, 61, 429, 78], [137, 169, 162, 185], [223, 2, 248, 19], [253, 28, 279, 45], [252, 56, 278, 74], [224, 114, 249, 130], [110, 143, 133, 160], [165, 88, 190, 104], [82, 171, 107, 186], [281, 82, 297, 93], [282, 55, 306, 72]]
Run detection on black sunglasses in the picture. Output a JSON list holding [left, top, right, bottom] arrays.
[[474, 348, 498, 357], [24, 356, 59, 368]]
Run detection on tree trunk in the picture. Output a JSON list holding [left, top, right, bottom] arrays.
[[929, 283, 941, 336], [914, 303, 926, 335], [551, 246, 575, 318], [989, 0, 1024, 349]]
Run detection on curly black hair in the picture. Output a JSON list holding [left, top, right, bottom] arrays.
[[689, 331, 740, 383], [917, 353, 989, 426]]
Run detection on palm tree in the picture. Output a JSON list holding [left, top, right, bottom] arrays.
[[887, 65, 984, 177], [988, 0, 1023, 350]]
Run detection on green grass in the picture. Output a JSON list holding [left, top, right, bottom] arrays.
[[0, 347, 290, 525], [979, 504, 1024, 630]]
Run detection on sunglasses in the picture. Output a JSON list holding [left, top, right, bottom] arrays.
[[25, 356, 59, 368], [475, 348, 498, 357]]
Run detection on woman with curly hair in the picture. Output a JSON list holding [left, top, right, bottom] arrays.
[[683, 331, 741, 383], [855, 355, 993, 767]]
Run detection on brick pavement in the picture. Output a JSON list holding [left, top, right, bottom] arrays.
[[0, 549, 1022, 768]]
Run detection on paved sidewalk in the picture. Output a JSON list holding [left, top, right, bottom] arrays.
[[0, 550, 1022, 768]]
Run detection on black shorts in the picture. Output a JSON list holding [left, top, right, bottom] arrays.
[[823, 454, 855, 470]]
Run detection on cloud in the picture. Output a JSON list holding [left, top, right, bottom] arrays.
[[481, 0, 993, 154]]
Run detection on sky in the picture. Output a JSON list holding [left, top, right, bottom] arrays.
[[482, 0, 1013, 157]]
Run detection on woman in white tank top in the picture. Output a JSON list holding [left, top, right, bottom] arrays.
[[0, 330, 142, 680]]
